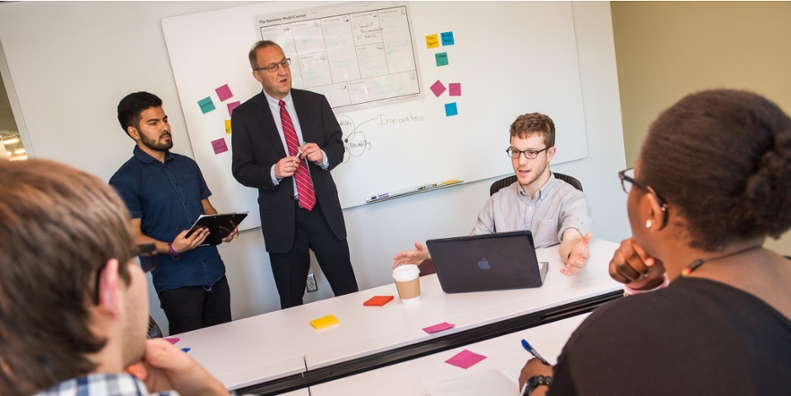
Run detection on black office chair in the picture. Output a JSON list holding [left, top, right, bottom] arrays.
[[489, 172, 583, 196], [147, 315, 163, 339]]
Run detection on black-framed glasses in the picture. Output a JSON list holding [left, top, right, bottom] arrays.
[[254, 58, 291, 73], [506, 146, 550, 160], [618, 167, 669, 227], [92, 243, 157, 305]]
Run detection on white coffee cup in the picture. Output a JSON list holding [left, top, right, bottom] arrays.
[[392, 264, 421, 304]]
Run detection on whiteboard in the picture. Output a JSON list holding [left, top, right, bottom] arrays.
[[161, 1, 588, 231]]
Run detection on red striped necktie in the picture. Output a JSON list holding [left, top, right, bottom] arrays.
[[279, 100, 316, 211]]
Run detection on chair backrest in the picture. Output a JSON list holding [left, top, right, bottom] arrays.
[[554, 172, 583, 192], [147, 315, 163, 339], [489, 172, 583, 196]]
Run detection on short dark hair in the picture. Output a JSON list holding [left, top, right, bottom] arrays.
[[640, 89, 791, 250], [510, 113, 556, 148], [248, 40, 282, 70], [0, 159, 134, 395], [117, 91, 162, 135]]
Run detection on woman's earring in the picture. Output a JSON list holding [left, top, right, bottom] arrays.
[[646, 220, 652, 229]]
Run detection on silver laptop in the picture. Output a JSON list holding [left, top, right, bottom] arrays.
[[426, 230, 549, 293]]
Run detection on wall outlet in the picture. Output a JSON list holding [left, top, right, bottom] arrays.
[[306, 273, 318, 293]]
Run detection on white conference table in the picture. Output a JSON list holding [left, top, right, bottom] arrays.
[[309, 313, 591, 396], [175, 239, 621, 392]]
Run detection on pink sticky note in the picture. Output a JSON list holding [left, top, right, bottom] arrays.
[[215, 84, 233, 102], [423, 322, 455, 334], [211, 138, 229, 155], [430, 80, 446, 97], [445, 349, 487, 369], [165, 337, 180, 345], [227, 101, 241, 117], [449, 83, 461, 96]]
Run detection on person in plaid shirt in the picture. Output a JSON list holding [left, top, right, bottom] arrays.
[[0, 159, 226, 396]]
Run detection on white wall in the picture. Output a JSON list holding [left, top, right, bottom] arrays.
[[611, 2, 791, 256], [0, 1, 629, 334]]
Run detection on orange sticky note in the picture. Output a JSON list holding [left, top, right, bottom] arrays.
[[364, 295, 394, 307], [425, 34, 439, 49], [310, 315, 339, 330], [225, 120, 232, 134]]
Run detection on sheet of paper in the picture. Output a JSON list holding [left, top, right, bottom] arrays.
[[430, 80, 447, 97], [257, 5, 420, 110], [211, 138, 228, 155], [422, 369, 517, 396], [226, 101, 240, 117], [441, 31, 455, 46], [425, 34, 439, 49], [423, 322, 455, 334], [215, 84, 233, 101], [449, 83, 461, 96], [445, 102, 458, 117], [435, 52, 449, 67], [198, 97, 215, 114], [445, 349, 486, 369]]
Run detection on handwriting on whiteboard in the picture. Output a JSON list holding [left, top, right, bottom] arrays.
[[377, 111, 425, 125], [337, 115, 374, 163]]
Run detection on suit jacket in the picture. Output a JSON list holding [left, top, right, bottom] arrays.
[[231, 89, 347, 253]]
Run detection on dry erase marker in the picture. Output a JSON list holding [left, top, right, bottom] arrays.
[[370, 193, 389, 201], [297, 141, 307, 158], [521, 339, 549, 365]]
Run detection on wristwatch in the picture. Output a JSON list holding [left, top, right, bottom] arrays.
[[523, 375, 552, 395]]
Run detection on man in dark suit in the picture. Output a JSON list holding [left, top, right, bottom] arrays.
[[231, 40, 358, 309]]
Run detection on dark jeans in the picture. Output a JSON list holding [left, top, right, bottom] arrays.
[[159, 275, 232, 335]]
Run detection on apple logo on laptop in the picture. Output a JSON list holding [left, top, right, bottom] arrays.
[[478, 258, 490, 270]]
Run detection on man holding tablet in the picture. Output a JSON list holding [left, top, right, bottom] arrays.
[[110, 91, 237, 334], [394, 113, 594, 275]]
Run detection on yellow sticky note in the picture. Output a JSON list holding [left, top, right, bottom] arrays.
[[310, 315, 339, 330], [425, 34, 439, 49], [225, 120, 232, 134]]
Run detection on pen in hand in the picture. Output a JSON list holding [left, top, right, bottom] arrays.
[[521, 339, 550, 365], [296, 141, 307, 159]]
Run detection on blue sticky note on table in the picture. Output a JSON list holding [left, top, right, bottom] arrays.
[[198, 97, 215, 114], [435, 52, 449, 67], [441, 31, 455, 46], [445, 102, 458, 117]]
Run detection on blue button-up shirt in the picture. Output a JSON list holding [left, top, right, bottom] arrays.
[[110, 146, 225, 293]]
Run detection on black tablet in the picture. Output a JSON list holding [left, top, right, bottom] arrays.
[[184, 212, 248, 246]]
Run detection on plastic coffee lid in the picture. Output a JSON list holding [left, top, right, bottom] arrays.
[[393, 264, 420, 281]]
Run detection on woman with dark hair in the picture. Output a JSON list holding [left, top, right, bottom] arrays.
[[518, 89, 791, 395]]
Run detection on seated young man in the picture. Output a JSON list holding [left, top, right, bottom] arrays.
[[0, 159, 226, 396], [394, 113, 593, 276]]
